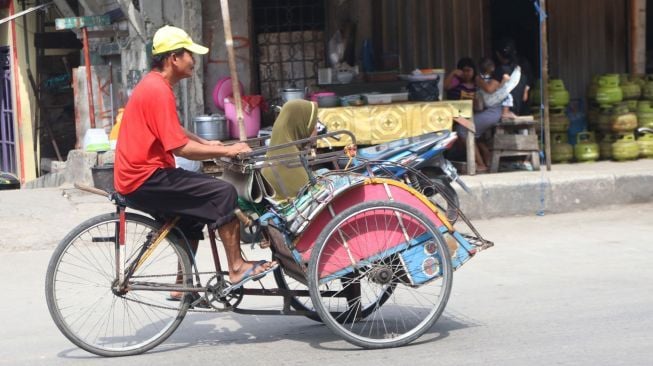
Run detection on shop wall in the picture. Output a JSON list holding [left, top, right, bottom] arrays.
[[370, 0, 491, 73], [547, 0, 628, 100], [201, 0, 252, 114], [120, 0, 204, 128]]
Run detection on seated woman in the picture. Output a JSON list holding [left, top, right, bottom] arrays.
[[445, 57, 500, 172], [261, 99, 319, 202]]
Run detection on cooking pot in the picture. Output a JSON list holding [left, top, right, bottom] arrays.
[[279, 87, 307, 104], [194, 114, 228, 141]]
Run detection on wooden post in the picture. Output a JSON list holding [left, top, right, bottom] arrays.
[[82, 27, 95, 129], [220, 0, 247, 141], [541, 0, 551, 171], [630, 0, 646, 74]]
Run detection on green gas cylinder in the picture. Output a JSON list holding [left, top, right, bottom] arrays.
[[596, 106, 613, 133], [625, 99, 639, 112], [596, 74, 623, 105], [637, 132, 653, 158], [637, 100, 653, 129], [551, 133, 574, 163], [598, 133, 615, 160], [549, 109, 570, 133], [630, 74, 647, 89], [574, 132, 600, 162], [587, 75, 600, 101], [530, 80, 542, 106], [610, 103, 638, 132], [642, 76, 653, 101], [549, 79, 570, 108], [612, 132, 640, 161], [620, 75, 641, 100], [586, 105, 600, 131]]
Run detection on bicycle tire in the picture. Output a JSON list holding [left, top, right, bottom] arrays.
[[307, 200, 453, 349], [45, 212, 192, 357], [273, 249, 394, 323]]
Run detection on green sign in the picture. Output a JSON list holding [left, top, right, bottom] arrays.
[[55, 15, 111, 30]]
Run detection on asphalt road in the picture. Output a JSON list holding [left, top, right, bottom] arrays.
[[1, 203, 652, 366]]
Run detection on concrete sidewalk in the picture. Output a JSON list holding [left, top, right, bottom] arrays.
[[1, 159, 652, 252], [458, 159, 653, 219]]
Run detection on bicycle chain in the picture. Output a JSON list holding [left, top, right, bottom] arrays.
[[122, 271, 231, 313]]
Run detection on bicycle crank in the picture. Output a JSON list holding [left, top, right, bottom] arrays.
[[205, 275, 243, 311]]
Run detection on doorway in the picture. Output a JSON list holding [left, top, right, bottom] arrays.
[[489, 0, 540, 113]]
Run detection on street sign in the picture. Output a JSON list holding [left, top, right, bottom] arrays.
[[55, 15, 110, 30]]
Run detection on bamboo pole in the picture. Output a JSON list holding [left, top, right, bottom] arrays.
[[541, 0, 551, 171], [630, 0, 646, 74], [220, 0, 246, 141]]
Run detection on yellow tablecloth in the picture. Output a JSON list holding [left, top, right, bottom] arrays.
[[317, 100, 473, 146]]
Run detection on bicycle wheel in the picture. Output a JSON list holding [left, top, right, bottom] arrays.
[[273, 246, 394, 323], [45, 212, 192, 357], [273, 266, 321, 321], [307, 201, 453, 349]]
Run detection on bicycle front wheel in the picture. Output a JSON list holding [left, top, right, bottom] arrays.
[[308, 201, 453, 349], [45, 212, 192, 357]]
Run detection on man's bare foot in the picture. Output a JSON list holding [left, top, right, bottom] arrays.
[[168, 291, 183, 301], [229, 260, 278, 284]]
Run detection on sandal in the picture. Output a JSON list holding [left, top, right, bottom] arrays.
[[221, 260, 279, 296]]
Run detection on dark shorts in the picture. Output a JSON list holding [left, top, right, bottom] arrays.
[[125, 168, 237, 241]]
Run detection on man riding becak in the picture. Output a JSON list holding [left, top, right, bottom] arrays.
[[113, 25, 277, 301]]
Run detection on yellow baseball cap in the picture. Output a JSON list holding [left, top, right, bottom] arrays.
[[152, 25, 209, 55]]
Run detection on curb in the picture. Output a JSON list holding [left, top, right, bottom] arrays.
[[457, 161, 653, 219]]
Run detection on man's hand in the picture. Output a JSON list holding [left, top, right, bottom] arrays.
[[227, 142, 252, 157]]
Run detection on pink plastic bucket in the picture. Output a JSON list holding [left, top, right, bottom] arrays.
[[212, 77, 244, 111], [224, 99, 261, 139]]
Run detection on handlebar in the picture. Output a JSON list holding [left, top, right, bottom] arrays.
[[234, 130, 356, 160]]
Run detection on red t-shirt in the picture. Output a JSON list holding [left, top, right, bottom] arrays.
[[114, 72, 189, 194]]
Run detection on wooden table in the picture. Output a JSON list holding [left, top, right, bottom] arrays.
[[489, 117, 541, 173], [317, 100, 477, 175]]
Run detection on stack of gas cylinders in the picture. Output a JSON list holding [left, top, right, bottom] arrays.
[[530, 79, 580, 163], [586, 74, 653, 161]]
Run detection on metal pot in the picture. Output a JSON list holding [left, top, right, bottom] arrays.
[[279, 87, 307, 104], [194, 114, 228, 141]]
